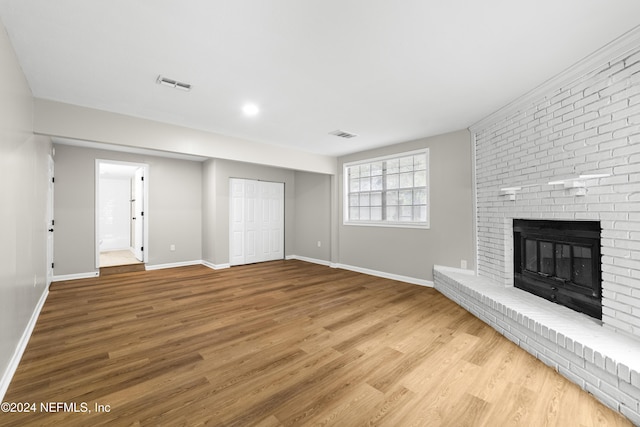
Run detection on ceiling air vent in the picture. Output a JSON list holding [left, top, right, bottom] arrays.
[[329, 130, 358, 139], [156, 75, 191, 91]]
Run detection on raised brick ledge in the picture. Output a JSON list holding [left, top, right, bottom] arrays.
[[433, 265, 640, 424]]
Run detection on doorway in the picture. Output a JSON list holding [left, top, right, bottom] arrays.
[[95, 160, 149, 268], [229, 178, 284, 266]]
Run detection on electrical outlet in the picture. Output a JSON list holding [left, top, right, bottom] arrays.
[[317, 241, 322, 248], [33, 274, 38, 287], [461, 260, 468, 269], [170, 244, 176, 251]]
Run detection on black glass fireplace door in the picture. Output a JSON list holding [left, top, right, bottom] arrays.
[[514, 220, 602, 320]]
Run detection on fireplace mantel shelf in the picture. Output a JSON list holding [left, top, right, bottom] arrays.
[[500, 173, 610, 200]]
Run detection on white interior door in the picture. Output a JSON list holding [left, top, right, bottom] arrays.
[[260, 181, 284, 261], [229, 178, 284, 266], [229, 178, 246, 266], [133, 167, 145, 261], [244, 179, 260, 264]]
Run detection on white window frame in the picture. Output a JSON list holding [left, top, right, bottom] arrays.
[[343, 148, 430, 229]]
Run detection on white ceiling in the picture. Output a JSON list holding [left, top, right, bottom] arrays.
[[2, 1, 640, 157]]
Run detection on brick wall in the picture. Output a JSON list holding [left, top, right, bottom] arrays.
[[472, 33, 640, 340]]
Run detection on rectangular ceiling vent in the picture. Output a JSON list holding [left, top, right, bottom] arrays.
[[329, 130, 358, 139], [156, 75, 191, 91]]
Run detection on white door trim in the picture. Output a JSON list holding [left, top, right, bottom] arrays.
[[95, 159, 149, 268], [46, 154, 54, 286]]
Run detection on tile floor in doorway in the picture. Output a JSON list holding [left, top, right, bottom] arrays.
[[99, 249, 142, 267]]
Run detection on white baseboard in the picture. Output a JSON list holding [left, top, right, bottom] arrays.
[[51, 259, 432, 289], [286, 255, 332, 267], [0, 286, 49, 401], [287, 255, 433, 287], [52, 271, 99, 282], [52, 260, 231, 281], [145, 260, 203, 271], [202, 260, 230, 270], [332, 262, 433, 287]]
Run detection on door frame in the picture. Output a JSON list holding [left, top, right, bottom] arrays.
[[46, 154, 54, 286], [95, 159, 149, 268]]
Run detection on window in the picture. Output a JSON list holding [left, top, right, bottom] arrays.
[[343, 149, 429, 228]]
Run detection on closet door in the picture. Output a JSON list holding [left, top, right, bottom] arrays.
[[229, 178, 284, 266], [229, 178, 246, 266], [260, 181, 284, 262], [244, 179, 260, 264]]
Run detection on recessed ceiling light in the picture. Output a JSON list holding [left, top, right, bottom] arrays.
[[242, 103, 260, 116]]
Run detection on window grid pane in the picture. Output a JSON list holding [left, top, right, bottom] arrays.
[[345, 150, 428, 226]]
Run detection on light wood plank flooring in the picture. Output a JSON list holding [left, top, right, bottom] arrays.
[[3, 261, 632, 426], [99, 249, 143, 267]]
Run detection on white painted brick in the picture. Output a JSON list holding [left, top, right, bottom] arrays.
[[599, 118, 629, 133], [620, 380, 640, 401], [537, 353, 559, 370], [604, 281, 634, 295], [557, 345, 586, 368], [585, 383, 620, 412], [613, 124, 640, 139], [585, 360, 620, 389], [612, 84, 640, 103], [600, 99, 629, 116], [614, 257, 640, 270], [620, 405, 640, 427], [475, 48, 640, 353], [625, 50, 640, 66], [613, 143, 640, 157], [614, 164, 640, 176], [632, 370, 640, 387], [558, 366, 587, 389], [574, 92, 600, 109], [600, 379, 639, 409], [599, 137, 629, 150], [573, 341, 584, 358], [569, 362, 600, 388], [613, 59, 640, 82], [604, 299, 634, 315], [584, 78, 613, 97], [630, 112, 640, 126], [619, 363, 632, 383], [610, 311, 640, 329], [613, 102, 640, 120], [594, 351, 606, 369]]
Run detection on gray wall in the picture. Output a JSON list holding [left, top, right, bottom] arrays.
[[0, 22, 52, 393], [202, 159, 296, 266], [294, 171, 332, 262], [53, 144, 203, 275], [35, 99, 336, 175], [337, 129, 475, 281]]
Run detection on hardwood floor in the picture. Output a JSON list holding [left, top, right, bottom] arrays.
[[2, 261, 632, 426]]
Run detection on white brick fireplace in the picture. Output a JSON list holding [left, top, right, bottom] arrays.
[[474, 33, 640, 339], [435, 27, 640, 423]]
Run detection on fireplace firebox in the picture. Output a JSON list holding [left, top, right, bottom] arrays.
[[513, 219, 602, 320]]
